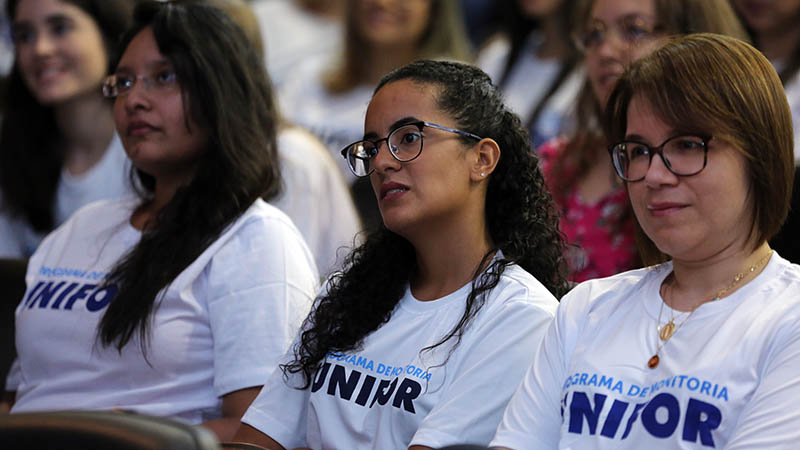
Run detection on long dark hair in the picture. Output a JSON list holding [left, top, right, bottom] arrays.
[[98, 0, 281, 352], [0, 0, 133, 232], [283, 60, 569, 387]]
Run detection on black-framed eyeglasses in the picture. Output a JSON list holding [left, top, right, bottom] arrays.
[[608, 134, 711, 182], [340, 121, 483, 177]]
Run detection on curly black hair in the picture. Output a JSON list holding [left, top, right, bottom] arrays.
[[282, 60, 569, 387]]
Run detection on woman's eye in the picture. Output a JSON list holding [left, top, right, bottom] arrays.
[[12, 27, 34, 45], [675, 139, 702, 150], [156, 70, 177, 85], [400, 132, 421, 145], [630, 144, 650, 158]]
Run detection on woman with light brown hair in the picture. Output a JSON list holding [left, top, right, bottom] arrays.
[[492, 33, 800, 449], [538, 0, 748, 282]]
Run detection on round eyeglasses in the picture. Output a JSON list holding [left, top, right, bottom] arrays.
[[340, 121, 482, 177], [608, 135, 711, 182]]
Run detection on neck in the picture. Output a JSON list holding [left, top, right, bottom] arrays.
[[667, 241, 772, 312], [130, 174, 192, 231], [537, 16, 570, 60], [362, 45, 418, 86], [54, 91, 115, 175], [757, 26, 800, 62], [407, 203, 494, 301]]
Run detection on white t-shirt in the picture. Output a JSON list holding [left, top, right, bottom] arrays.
[[780, 68, 800, 165], [242, 263, 559, 449], [272, 126, 362, 277], [277, 56, 374, 184], [0, 133, 133, 257], [491, 253, 800, 449], [476, 34, 583, 148], [8, 197, 319, 423], [251, 0, 342, 90]]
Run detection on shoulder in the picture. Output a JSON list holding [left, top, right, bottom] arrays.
[[560, 264, 667, 318], [277, 126, 339, 174], [485, 264, 560, 317], [54, 196, 138, 231], [475, 34, 511, 81], [222, 199, 306, 245]]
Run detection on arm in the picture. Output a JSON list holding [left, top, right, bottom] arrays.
[[0, 390, 14, 413], [203, 387, 262, 441], [232, 423, 286, 450]]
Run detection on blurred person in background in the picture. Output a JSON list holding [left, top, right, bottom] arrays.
[[539, 0, 748, 282], [250, 0, 344, 90], [476, 0, 583, 148], [732, 0, 800, 263], [206, 0, 361, 277], [0, 0, 134, 258]]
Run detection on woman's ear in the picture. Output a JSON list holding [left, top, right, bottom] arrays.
[[470, 138, 501, 182]]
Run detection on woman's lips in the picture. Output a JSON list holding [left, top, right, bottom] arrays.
[[380, 182, 410, 200], [647, 202, 688, 216]]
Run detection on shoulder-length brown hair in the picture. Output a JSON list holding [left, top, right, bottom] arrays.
[[324, 0, 472, 94], [548, 0, 750, 204], [605, 33, 794, 265]]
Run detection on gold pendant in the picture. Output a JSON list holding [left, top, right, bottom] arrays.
[[648, 355, 660, 369], [659, 321, 675, 341]]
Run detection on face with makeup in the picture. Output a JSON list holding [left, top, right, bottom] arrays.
[[581, 0, 663, 106], [366, 79, 483, 237], [112, 27, 207, 184], [625, 95, 754, 261]]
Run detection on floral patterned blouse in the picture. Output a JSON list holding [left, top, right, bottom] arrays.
[[538, 138, 638, 282]]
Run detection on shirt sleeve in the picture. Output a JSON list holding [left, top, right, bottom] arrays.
[[409, 287, 557, 448], [724, 315, 800, 449], [240, 346, 312, 450], [206, 214, 319, 396], [490, 285, 588, 449]]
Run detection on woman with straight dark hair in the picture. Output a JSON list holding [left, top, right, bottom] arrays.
[[476, 0, 582, 148], [234, 60, 568, 450], [0, 0, 134, 257], [492, 33, 800, 449], [2, 1, 318, 441]]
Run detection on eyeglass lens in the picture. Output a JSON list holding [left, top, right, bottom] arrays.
[[344, 124, 424, 177], [611, 135, 707, 181]]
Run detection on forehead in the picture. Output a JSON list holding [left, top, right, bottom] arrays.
[[117, 27, 170, 71], [590, 0, 656, 22], [14, 0, 89, 23], [365, 79, 445, 132]]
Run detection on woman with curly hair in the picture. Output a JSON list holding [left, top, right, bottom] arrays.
[[233, 60, 568, 449]]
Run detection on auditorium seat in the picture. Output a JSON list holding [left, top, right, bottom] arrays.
[[0, 410, 220, 450]]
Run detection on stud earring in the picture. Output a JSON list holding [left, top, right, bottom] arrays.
[[480, 172, 485, 177]]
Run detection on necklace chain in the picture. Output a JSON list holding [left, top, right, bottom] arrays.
[[648, 250, 773, 369]]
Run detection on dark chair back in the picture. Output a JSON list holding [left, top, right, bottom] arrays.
[[0, 258, 27, 385], [0, 410, 220, 450]]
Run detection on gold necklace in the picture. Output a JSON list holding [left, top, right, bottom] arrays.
[[648, 250, 773, 369]]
